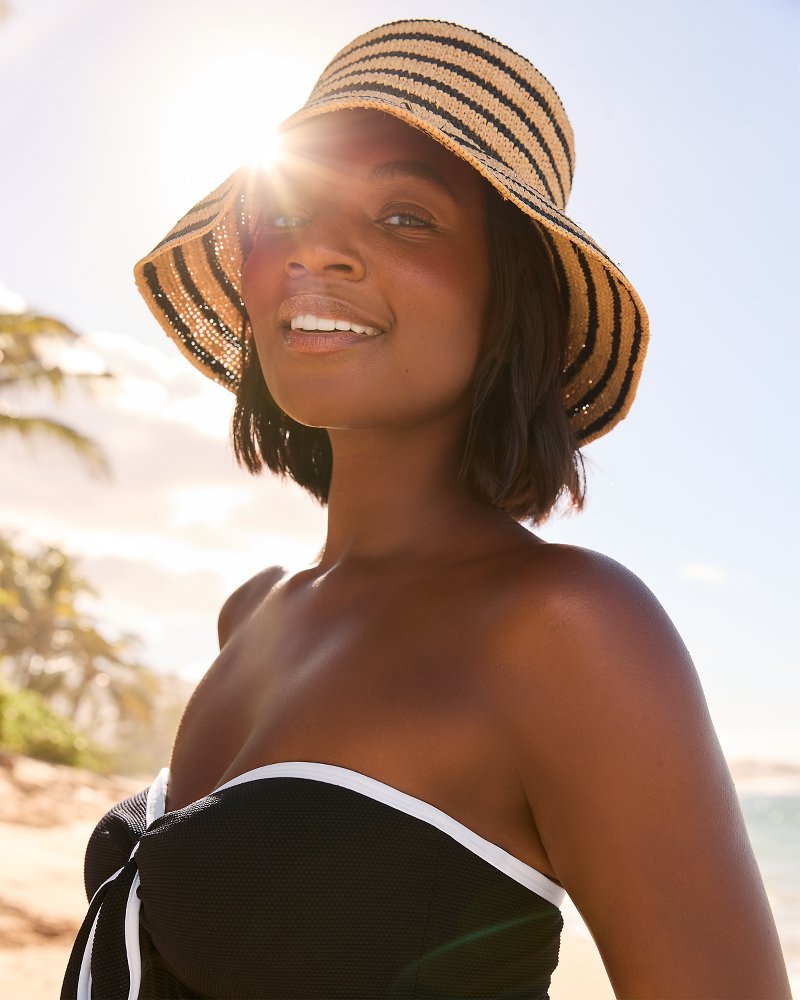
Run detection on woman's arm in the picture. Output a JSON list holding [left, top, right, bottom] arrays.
[[493, 546, 791, 999]]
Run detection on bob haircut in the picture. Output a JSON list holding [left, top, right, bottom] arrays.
[[232, 184, 585, 524]]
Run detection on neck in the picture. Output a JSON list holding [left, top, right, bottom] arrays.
[[315, 414, 508, 569]]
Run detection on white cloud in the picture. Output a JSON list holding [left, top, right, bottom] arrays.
[[86, 329, 188, 384], [77, 330, 235, 440], [680, 562, 728, 585], [162, 390, 234, 441]]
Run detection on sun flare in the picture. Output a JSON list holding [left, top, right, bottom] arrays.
[[158, 48, 315, 210]]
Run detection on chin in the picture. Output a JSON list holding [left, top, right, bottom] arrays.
[[272, 395, 373, 431], [267, 378, 389, 431]]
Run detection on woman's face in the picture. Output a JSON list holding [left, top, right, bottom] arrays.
[[241, 110, 491, 435]]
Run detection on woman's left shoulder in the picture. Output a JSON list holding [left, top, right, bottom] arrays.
[[505, 538, 663, 607], [487, 541, 792, 996], [485, 539, 720, 809], [489, 539, 695, 693]]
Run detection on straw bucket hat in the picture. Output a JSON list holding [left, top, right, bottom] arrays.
[[134, 19, 648, 446]]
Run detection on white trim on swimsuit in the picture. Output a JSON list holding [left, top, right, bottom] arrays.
[[212, 760, 566, 907], [77, 760, 564, 1000]]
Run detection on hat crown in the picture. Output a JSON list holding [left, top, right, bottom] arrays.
[[297, 19, 575, 211]]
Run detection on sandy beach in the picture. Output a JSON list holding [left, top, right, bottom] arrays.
[[0, 752, 618, 998]]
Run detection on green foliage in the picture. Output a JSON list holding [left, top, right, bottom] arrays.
[[1, 533, 151, 701], [0, 678, 108, 769], [0, 532, 162, 764]]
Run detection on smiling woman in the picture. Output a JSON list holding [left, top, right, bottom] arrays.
[[61, 17, 791, 1000]]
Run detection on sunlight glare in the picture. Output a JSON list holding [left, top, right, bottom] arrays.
[[243, 129, 284, 172], [159, 48, 316, 211]]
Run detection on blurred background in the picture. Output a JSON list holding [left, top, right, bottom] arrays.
[[0, 0, 797, 995]]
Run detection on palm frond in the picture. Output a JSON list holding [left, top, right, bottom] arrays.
[[0, 365, 112, 398], [0, 409, 111, 477], [0, 315, 112, 401]]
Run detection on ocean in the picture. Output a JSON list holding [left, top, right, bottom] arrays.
[[739, 790, 800, 992]]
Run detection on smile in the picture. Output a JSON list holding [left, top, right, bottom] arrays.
[[289, 314, 383, 337]]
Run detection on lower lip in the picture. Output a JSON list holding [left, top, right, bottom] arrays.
[[282, 329, 384, 353]]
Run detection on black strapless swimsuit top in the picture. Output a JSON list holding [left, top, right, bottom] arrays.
[[61, 762, 564, 999]]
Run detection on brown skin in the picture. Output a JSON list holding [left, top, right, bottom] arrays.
[[167, 112, 791, 998]]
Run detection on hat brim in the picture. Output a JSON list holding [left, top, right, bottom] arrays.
[[134, 96, 648, 446]]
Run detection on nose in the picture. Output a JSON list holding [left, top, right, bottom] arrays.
[[285, 216, 366, 281]]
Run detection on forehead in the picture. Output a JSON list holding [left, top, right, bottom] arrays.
[[274, 110, 483, 195]]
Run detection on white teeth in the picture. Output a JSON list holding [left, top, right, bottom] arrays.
[[290, 314, 380, 336]]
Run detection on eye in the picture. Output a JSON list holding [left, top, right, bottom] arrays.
[[380, 208, 435, 228], [260, 209, 309, 230]]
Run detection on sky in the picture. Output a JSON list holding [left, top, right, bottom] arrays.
[[0, 0, 798, 762]]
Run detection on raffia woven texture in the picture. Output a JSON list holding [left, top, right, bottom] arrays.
[[134, 19, 649, 445]]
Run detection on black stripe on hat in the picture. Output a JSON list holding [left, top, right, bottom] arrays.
[[202, 231, 248, 320], [335, 28, 574, 178], [152, 211, 220, 253], [564, 246, 598, 388], [537, 225, 571, 316], [151, 180, 238, 252], [173, 246, 241, 348], [573, 268, 622, 410], [497, 171, 615, 270], [578, 293, 643, 441], [192, 177, 237, 213], [318, 69, 563, 202], [141, 262, 238, 386], [324, 48, 567, 206], [317, 76, 558, 204], [474, 156, 615, 268]]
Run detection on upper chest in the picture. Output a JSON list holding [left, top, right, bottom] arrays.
[[165, 559, 560, 882], [171, 567, 503, 794]]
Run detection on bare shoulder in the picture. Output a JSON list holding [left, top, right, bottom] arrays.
[[500, 537, 671, 614], [217, 565, 286, 648], [487, 541, 791, 996], [488, 541, 713, 798], [489, 540, 692, 686]]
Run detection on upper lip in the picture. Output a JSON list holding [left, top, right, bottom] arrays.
[[277, 294, 387, 333]]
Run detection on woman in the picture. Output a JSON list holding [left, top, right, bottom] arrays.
[[62, 19, 790, 1000]]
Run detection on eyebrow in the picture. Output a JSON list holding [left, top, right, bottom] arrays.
[[366, 159, 456, 199]]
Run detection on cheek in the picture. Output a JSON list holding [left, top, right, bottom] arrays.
[[241, 245, 279, 323], [393, 246, 489, 373]]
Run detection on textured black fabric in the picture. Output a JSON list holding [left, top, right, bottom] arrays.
[[83, 787, 148, 899], [64, 777, 562, 999]]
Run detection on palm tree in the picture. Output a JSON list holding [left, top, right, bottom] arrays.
[[0, 533, 157, 733], [0, 310, 111, 476]]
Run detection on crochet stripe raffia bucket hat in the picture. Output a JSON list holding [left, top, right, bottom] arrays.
[[134, 19, 649, 446]]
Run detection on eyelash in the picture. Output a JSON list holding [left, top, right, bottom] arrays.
[[258, 206, 436, 232], [380, 209, 435, 228]]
